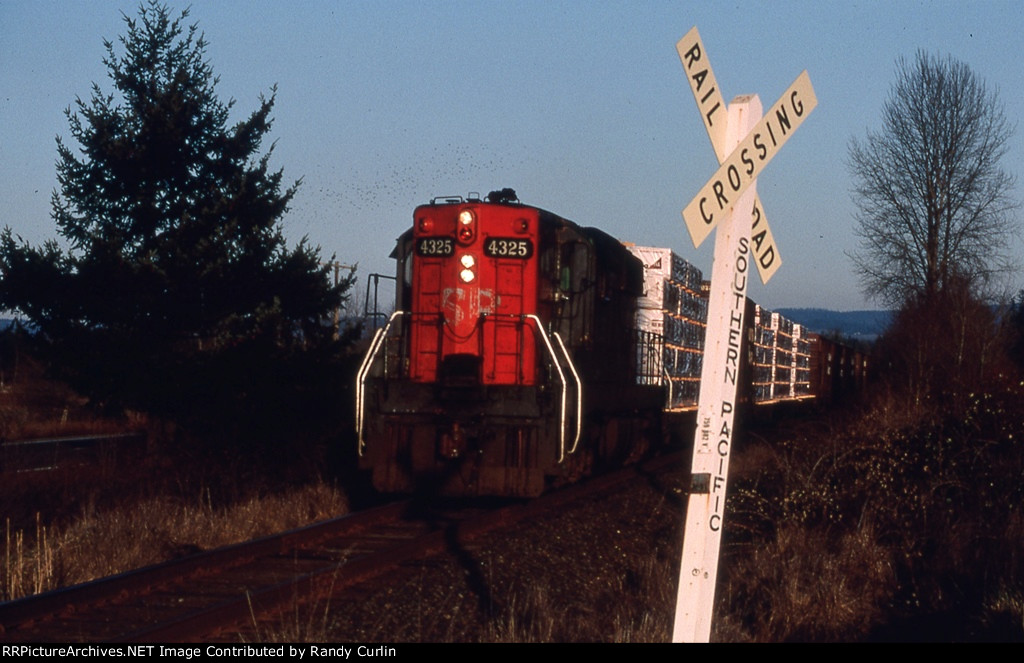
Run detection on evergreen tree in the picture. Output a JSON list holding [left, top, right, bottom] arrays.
[[0, 2, 353, 442]]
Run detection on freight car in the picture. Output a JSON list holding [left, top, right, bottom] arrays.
[[806, 333, 870, 403], [355, 192, 865, 497]]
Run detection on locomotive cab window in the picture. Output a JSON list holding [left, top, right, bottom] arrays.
[[559, 241, 590, 294], [390, 232, 414, 312]]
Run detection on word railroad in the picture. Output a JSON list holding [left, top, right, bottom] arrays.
[[671, 26, 817, 643]]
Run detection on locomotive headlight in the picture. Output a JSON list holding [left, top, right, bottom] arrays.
[[457, 209, 476, 243], [459, 253, 476, 282]]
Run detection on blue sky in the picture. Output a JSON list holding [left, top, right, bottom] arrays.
[[2, 0, 1021, 311]]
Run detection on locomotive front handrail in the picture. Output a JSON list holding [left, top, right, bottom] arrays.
[[551, 331, 583, 455], [523, 314, 582, 462], [356, 310, 407, 455]]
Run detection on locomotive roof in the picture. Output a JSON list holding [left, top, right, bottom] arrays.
[[397, 199, 645, 294]]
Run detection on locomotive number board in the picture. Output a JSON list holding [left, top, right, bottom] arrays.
[[416, 237, 455, 257], [484, 238, 534, 259]]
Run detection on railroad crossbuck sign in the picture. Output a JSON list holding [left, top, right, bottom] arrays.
[[672, 27, 817, 643], [678, 27, 816, 283]]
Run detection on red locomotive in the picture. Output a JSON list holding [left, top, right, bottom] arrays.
[[355, 191, 869, 497], [356, 190, 664, 496]]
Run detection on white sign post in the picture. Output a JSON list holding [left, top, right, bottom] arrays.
[[672, 27, 817, 643]]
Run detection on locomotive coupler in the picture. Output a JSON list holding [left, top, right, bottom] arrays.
[[439, 422, 467, 459]]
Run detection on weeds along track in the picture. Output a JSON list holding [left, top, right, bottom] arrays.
[[0, 500, 439, 642], [0, 457, 678, 642]]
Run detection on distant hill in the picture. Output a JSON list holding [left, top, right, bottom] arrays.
[[4, 310, 896, 343], [776, 308, 893, 342]]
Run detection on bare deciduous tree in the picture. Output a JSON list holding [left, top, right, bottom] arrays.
[[848, 51, 1018, 307]]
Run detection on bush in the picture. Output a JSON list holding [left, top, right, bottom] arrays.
[[723, 383, 1024, 640]]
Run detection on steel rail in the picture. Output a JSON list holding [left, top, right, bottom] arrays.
[[0, 500, 410, 639]]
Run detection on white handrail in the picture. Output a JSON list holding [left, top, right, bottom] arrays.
[[551, 331, 583, 454], [355, 311, 405, 455], [523, 314, 582, 463], [357, 311, 582, 463]]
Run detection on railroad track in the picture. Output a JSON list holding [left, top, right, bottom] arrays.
[[0, 454, 681, 642], [1, 433, 146, 474]]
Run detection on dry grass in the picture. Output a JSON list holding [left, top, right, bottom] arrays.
[[717, 382, 1024, 641], [3, 514, 55, 601], [243, 564, 350, 643], [982, 589, 1024, 636], [2, 481, 348, 602], [5, 364, 1022, 642], [717, 522, 894, 641], [1, 353, 351, 603], [0, 352, 139, 442], [478, 552, 674, 643]]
